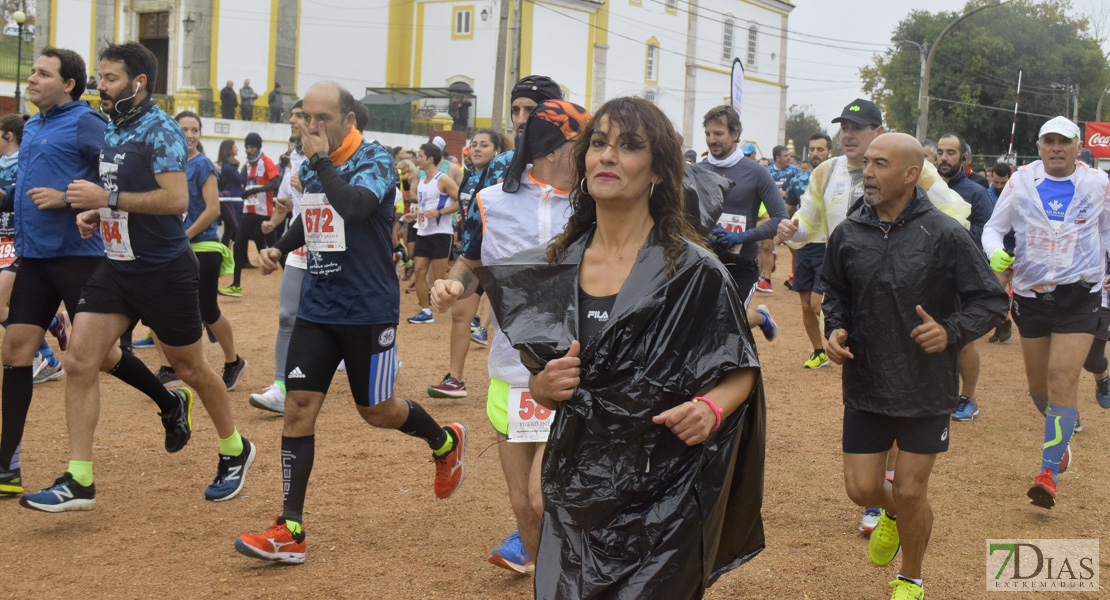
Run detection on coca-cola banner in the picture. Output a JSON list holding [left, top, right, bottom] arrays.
[[1084, 122, 1110, 159]]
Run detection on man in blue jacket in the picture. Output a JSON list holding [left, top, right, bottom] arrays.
[[936, 132, 996, 423], [0, 47, 187, 497]]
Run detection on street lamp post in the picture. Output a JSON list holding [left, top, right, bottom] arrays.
[[917, 0, 1009, 139], [891, 37, 927, 138], [13, 10, 26, 113]]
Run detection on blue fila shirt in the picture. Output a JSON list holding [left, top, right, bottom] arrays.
[[1037, 176, 1075, 222], [100, 100, 189, 273], [297, 141, 399, 326]]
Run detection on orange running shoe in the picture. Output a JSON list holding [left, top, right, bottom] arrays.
[[235, 516, 306, 564], [433, 423, 467, 499], [1027, 468, 1057, 509]]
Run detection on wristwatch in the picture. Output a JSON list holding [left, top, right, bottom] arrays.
[[309, 152, 329, 170], [108, 191, 119, 210]]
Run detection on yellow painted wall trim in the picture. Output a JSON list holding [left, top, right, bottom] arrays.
[[386, 0, 414, 87], [267, 0, 278, 87], [413, 2, 425, 85], [475, 116, 491, 128], [49, 0, 57, 46], [115, 0, 120, 41], [584, 11, 595, 110], [451, 5, 474, 39], [694, 64, 783, 88], [89, 0, 97, 70], [664, 0, 677, 15], [739, 0, 787, 17], [520, 1, 533, 77], [644, 36, 659, 84], [533, 0, 594, 16], [210, 0, 221, 91]]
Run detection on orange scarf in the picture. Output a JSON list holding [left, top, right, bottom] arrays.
[[330, 127, 362, 166]]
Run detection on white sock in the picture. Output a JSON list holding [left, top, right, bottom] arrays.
[[421, 308, 431, 315]]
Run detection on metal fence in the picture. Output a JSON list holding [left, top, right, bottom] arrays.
[[85, 95, 176, 115], [198, 101, 285, 123]]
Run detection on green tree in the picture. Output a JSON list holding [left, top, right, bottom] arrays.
[[860, 0, 1110, 161], [785, 104, 826, 159]]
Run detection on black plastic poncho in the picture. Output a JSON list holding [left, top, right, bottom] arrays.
[[477, 228, 766, 599]]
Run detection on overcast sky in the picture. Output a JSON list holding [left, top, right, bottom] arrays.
[[783, 0, 1109, 131]]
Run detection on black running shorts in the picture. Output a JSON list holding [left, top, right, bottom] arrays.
[[414, 233, 452, 260], [842, 406, 950, 455], [76, 251, 203, 347], [284, 318, 398, 407], [1012, 284, 1100, 339], [9, 256, 106, 329]]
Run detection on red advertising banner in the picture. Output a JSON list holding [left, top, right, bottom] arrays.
[[1085, 122, 1110, 159]]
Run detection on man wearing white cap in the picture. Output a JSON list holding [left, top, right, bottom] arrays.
[[983, 115, 1110, 509]]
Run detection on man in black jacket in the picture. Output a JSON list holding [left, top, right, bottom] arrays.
[[822, 133, 1007, 600], [220, 80, 237, 120]]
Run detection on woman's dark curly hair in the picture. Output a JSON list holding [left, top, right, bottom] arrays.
[[547, 96, 698, 274]]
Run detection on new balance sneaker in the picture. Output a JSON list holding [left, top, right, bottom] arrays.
[[162, 388, 194, 453], [249, 384, 286, 413], [222, 356, 249, 391], [156, 365, 183, 388], [488, 530, 535, 573], [218, 285, 243, 298], [19, 472, 95, 512], [0, 468, 22, 494], [804, 350, 829, 369], [470, 317, 481, 333], [755, 278, 773, 293], [755, 305, 778, 341], [433, 423, 466, 499], [205, 438, 256, 501], [48, 312, 70, 351], [869, 510, 900, 566], [235, 516, 306, 564], [1096, 375, 1110, 409], [951, 395, 979, 422], [889, 578, 925, 600], [428, 373, 467, 399], [1027, 467, 1056, 509], [407, 310, 434, 324], [132, 332, 156, 349], [33, 357, 64, 384], [860, 507, 881, 535], [471, 327, 489, 345]]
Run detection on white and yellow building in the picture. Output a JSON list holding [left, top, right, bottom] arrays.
[[33, 0, 794, 153]]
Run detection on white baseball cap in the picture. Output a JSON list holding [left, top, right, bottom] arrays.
[[1038, 116, 1079, 139]]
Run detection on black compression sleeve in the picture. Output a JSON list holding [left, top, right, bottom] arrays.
[[313, 158, 384, 223], [273, 215, 306, 255]]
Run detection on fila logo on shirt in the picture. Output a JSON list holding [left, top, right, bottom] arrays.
[[587, 310, 609, 322]]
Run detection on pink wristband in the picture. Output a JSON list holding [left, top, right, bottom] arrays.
[[692, 396, 722, 432]]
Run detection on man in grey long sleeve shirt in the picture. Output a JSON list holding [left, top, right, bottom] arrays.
[[697, 104, 787, 340]]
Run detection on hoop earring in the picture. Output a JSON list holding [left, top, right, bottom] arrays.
[[579, 177, 589, 195], [649, 182, 655, 198]]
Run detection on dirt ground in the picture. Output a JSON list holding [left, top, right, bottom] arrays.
[[5, 257, 1109, 599]]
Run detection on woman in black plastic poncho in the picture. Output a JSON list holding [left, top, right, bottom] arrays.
[[523, 97, 768, 599]]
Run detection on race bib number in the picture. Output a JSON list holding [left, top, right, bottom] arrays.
[[301, 193, 346, 252], [1025, 228, 1076, 270], [286, 246, 308, 269], [412, 202, 427, 230], [0, 237, 15, 269], [716, 212, 747, 255], [507, 386, 553, 443], [99, 208, 135, 261]]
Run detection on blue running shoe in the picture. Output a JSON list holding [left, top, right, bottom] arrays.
[[488, 530, 535, 573], [952, 395, 979, 421], [755, 304, 777, 341], [205, 438, 256, 501], [470, 317, 481, 332], [20, 472, 96, 512], [407, 310, 434, 324], [1097, 376, 1110, 409], [471, 327, 488, 345], [132, 332, 156, 349]]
